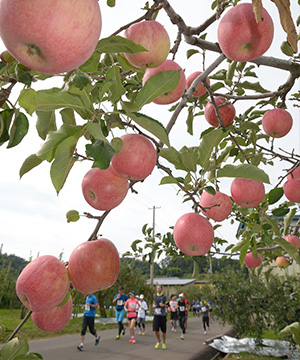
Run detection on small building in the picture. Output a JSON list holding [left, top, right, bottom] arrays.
[[147, 277, 196, 297]]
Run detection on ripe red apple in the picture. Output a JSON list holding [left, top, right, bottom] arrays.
[[173, 213, 214, 256], [0, 0, 102, 74], [204, 96, 235, 127], [262, 108, 293, 138], [231, 178, 265, 208], [16, 255, 70, 313], [82, 166, 129, 211], [217, 3, 274, 62], [68, 238, 120, 294], [111, 134, 157, 180], [284, 235, 300, 250], [186, 71, 210, 97], [123, 20, 170, 68], [244, 252, 262, 269], [31, 294, 73, 332], [283, 179, 300, 203], [287, 168, 300, 180], [199, 191, 232, 222], [275, 256, 290, 269], [142, 59, 186, 105]]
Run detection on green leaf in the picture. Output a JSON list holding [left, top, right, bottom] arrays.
[[60, 108, 76, 125], [240, 81, 269, 93], [14, 353, 43, 360], [187, 49, 199, 59], [272, 207, 289, 217], [96, 36, 147, 54], [79, 51, 101, 72], [85, 140, 116, 169], [217, 164, 270, 184], [159, 147, 189, 171], [179, 146, 198, 172], [131, 240, 142, 252], [106, 65, 126, 102], [0, 109, 14, 145], [66, 210, 80, 223], [274, 236, 300, 266], [15, 63, 33, 86], [57, 293, 70, 307], [36, 111, 56, 140], [35, 88, 93, 119], [50, 136, 78, 194], [111, 137, 123, 154], [37, 124, 84, 162], [198, 128, 225, 167], [231, 239, 250, 254], [284, 208, 297, 235], [18, 88, 37, 115], [126, 112, 169, 146], [186, 107, 194, 135], [124, 70, 181, 112], [281, 41, 294, 56], [0, 338, 29, 359], [87, 122, 109, 142], [107, 0, 116, 7], [268, 188, 284, 205], [160, 176, 178, 185], [7, 111, 29, 148], [19, 154, 43, 178]]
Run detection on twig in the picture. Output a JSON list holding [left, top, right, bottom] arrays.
[[5, 310, 32, 344]]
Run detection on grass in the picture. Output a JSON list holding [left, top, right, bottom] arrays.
[[0, 308, 119, 343], [227, 354, 280, 359]]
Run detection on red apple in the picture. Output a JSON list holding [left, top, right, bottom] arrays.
[[16, 255, 70, 313], [244, 252, 262, 269], [142, 59, 186, 105], [199, 191, 232, 222], [217, 3, 274, 62], [111, 134, 157, 180], [31, 294, 73, 332], [82, 166, 129, 211], [68, 238, 120, 294], [275, 256, 290, 269], [284, 235, 300, 250], [123, 20, 170, 68], [287, 168, 300, 180], [262, 108, 293, 138], [283, 179, 300, 203], [173, 213, 214, 256], [204, 96, 235, 127], [0, 0, 101, 74], [231, 178, 265, 208], [186, 71, 210, 97]]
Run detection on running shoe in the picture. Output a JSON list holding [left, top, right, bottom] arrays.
[[129, 338, 133, 343], [122, 326, 126, 335], [77, 345, 83, 351], [95, 336, 100, 346], [139, 329, 142, 335], [154, 342, 161, 349], [132, 339, 136, 344], [181, 334, 184, 340], [162, 343, 166, 350], [204, 331, 207, 335], [142, 331, 145, 335], [172, 327, 174, 332], [115, 335, 120, 340]]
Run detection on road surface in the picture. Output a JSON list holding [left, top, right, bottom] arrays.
[[29, 317, 232, 360]]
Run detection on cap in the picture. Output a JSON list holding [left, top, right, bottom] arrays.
[[119, 286, 124, 290], [140, 294, 144, 299], [179, 293, 184, 297], [129, 290, 135, 295]]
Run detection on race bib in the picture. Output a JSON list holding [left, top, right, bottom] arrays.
[[201, 307, 207, 312], [155, 308, 161, 315], [117, 300, 123, 306], [85, 304, 90, 311], [179, 306, 185, 312], [129, 302, 136, 309]]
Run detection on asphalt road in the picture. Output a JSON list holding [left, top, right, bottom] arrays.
[[29, 317, 232, 360]]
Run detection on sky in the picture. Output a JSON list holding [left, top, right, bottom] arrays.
[[0, 1, 299, 263]]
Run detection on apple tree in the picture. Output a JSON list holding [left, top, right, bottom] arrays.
[[0, 0, 299, 353]]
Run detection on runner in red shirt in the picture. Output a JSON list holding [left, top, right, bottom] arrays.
[[124, 290, 140, 344]]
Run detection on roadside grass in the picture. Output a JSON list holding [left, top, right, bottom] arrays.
[[0, 309, 118, 343]]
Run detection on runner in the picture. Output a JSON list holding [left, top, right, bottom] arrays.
[[195, 298, 201, 318], [177, 293, 187, 340], [168, 294, 178, 332], [137, 294, 148, 335], [124, 290, 140, 344], [182, 293, 190, 331], [153, 284, 168, 350], [112, 286, 128, 340], [200, 300, 211, 335], [77, 293, 100, 351]]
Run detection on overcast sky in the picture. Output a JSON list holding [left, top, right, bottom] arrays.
[[0, 1, 299, 263]]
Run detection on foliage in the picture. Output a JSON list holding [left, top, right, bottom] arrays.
[[199, 270, 300, 338]]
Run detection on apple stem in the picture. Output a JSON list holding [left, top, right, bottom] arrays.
[[5, 309, 32, 344]]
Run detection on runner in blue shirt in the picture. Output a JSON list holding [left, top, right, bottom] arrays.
[[77, 293, 100, 351], [113, 286, 128, 339]]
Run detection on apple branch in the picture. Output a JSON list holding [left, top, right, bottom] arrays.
[[5, 310, 32, 344]]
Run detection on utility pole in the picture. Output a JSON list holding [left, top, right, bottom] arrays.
[[149, 206, 160, 288]]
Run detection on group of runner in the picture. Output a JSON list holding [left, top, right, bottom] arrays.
[[77, 284, 212, 351]]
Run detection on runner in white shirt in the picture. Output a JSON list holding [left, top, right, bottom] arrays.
[[137, 294, 148, 335], [168, 295, 178, 332]]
